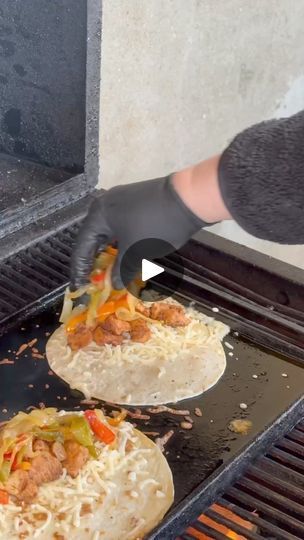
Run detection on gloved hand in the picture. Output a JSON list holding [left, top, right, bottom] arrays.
[[70, 176, 206, 290]]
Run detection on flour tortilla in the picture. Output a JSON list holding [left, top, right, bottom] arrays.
[[46, 301, 229, 406], [0, 414, 174, 540]]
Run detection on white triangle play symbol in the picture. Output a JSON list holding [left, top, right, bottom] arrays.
[[141, 258, 164, 281]]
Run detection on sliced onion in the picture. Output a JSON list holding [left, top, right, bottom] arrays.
[[115, 307, 140, 321], [127, 291, 139, 316], [68, 285, 93, 299], [59, 287, 73, 324]]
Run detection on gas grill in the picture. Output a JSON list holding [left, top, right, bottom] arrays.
[[0, 2, 303, 540]]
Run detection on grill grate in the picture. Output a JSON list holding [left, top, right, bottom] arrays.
[[0, 222, 80, 332], [182, 419, 304, 540]]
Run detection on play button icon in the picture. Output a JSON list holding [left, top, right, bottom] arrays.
[[141, 259, 164, 281], [119, 238, 185, 301]]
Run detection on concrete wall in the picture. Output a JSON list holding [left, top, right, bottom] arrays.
[[99, 0, 304, 269]]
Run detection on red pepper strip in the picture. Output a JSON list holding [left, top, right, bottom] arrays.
[[4, 453, 19, 472], [90, 269, 106, 285], [84, 410, 115, 445], [0, 490, 8, 505]]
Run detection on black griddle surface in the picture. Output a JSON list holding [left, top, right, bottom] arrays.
[[1, 299, 303, 511]]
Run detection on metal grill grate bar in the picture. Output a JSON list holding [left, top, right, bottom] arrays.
[[0, 222, 79, 334], [268, 447, 304, 473], [226, 486, 304, 534], [187, 521, 229, 540], [235, 476, 304, 519], [247, 465, 304, 504], [186, 419, 304, 540], [203, 508, 262, 539], [275, 438, 304, 458], [217, 498, 301, 540]]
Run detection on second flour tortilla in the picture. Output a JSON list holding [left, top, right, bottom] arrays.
[[46, 301, 229, 406]]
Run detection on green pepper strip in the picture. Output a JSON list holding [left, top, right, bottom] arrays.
[[70, 416, 94, 448], [0, 461, 11, 483], [33, 430, 64, 443]]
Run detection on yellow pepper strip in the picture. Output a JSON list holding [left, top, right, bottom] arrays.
[[108, 410, 127, 427], [106, 246, 118, 256], [20, 462, 31, 471], [66, 295, 129, 333]]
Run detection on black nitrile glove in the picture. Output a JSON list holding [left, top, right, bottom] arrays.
[[70, 176, 206, 290]]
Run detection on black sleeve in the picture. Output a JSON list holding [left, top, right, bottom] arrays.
[[218, 110, 304, 244]]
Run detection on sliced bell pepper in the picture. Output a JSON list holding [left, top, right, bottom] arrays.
[[96, 296, 128, 322], [66, 295, 128, 332], [106, 246, 118, 256], [19, 462, 31, 471], [70, 416, 94, 448], [0, 461, 11, 483], [108, 410, 127, 427], [0, 490, 8, 505], [90, 269, 106, 285], [84, 410, 115, 445], [33, 430, 64, 443]]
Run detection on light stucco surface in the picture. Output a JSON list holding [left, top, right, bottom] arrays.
[[99, 0, 304, 270]]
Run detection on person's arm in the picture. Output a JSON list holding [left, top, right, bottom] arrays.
[[71, 110, 304, 289]]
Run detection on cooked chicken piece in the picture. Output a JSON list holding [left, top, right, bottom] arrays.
[[67, 324, 93, 351], [28, 452, 62, 485], [5, 470, 38, 503], [5, 469, 28, 497], [130, 319, 151, 343], [51, 441, 67, 462], [93, 326, 123, 346], [63, 441, 89, 478], [101, 314, 131, 335], [18, 479, 38, 503], [33, 439, 50, 453], [135, 302, 150, 318], [150, 302, 189, 327]]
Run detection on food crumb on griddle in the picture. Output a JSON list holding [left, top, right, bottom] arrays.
[[45, 384, 50, 389], [2, 409, 7, 413], [180, 421, 193, 430], [147, 405, 190, 416], [32, 353, 45, 359], [39, 402, 45, 409], [0, 358, 14, 365], [212, 307, 219, 313], [28, 384, 34, 388], [228, 352, 233, 357], [143, 431, 160, 437], [16, 343, 29, 356], [126, 409, 150, 420], [155, 430, 174, 452], [184, 415, 193, 424], [252, 374, 258, 379], [48, 370, 54, 376], [45, 332, 51, 337], [239, 403, 248, 410], [28, 339, 37, 348], [194, 407, 203, 417], [281, 373, 288, 378], [225, 342, 234, 350], [228, 419, 252, 435]]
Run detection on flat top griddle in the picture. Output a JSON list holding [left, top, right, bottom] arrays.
[[1, 296, 303, 539]]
